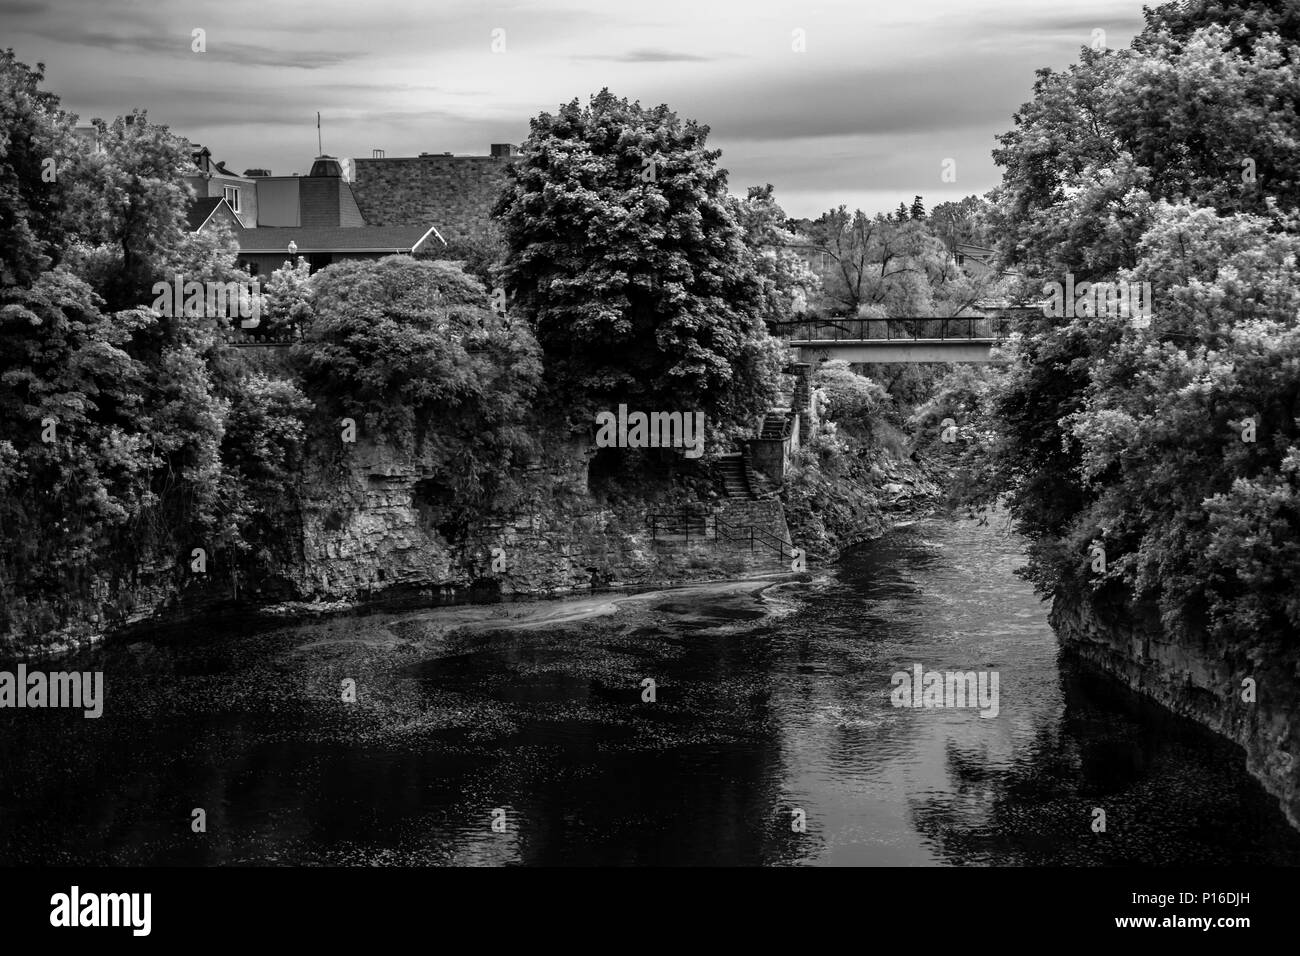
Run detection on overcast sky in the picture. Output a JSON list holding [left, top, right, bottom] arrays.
[[4, 0, 1151, 219]]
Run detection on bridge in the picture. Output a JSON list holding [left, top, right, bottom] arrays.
[[772, 317, 1012, 363]]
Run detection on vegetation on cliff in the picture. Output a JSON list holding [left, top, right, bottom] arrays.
[[971, 3, 1300, 645]]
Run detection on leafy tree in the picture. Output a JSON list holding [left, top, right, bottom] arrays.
[[219, 373, 313, 569], [990, 23, 1300, 282], [293, 256, 543, 522], [813, 360, 888, 439], [258, 256, 314, 338], [420, 233, 505, 291], [929, 195, 993, 248], [60, 110, 195, 313], [495, 89, 781, 433], [1, 271, 156, 579], [0, 49, 72, 287], [0, 56, 290, 630], [729, 183, 820, 328], [800, 206, 1002, 318], [1141, 0, 1300, 53], [1054, 203, 1300, 640], [980, 10, 1300, 641]]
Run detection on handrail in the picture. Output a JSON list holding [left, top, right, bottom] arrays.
[[769, 316, 1011, 342], [647, 507, 796, 561], [648, 507, 709, 546], [715, 516, 795, 560]]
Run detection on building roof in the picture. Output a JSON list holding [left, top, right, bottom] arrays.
[[234, 224, 444, 254], [187, 197, 239, 232], [188, 144, 248, 180]]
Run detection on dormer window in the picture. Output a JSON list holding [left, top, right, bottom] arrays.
[[223, 186, 241, 213]]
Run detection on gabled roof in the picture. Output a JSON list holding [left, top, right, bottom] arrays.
[[187, 197, 240, 232], [234, 224, 444, 254]]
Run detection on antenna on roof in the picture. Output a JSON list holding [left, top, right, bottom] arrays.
[[317, 112, 323, 156]]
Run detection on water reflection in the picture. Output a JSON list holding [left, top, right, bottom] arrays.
[[0, 517, 1296, 865]]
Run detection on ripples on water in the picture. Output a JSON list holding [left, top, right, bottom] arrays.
[[1, 515, 1297, 865]]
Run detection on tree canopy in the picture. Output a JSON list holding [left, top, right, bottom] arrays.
[[495, 89, 785, 434], [979, 4, 1300, 645]]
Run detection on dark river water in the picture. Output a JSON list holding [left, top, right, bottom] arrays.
[[3, 516, 1298, 865]]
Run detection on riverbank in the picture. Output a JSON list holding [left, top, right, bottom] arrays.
[[6, 418, 941, 659], [1051, 588, 1300, 832], [7, 513, 1298, 865]]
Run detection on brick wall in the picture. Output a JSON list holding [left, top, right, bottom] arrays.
[[350, 156, 515, 242]]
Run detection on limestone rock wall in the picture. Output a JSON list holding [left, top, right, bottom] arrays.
[[1050, 589, 1300, 829]]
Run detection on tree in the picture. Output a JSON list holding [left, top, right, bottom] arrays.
[[293, 256, 543, 521], [1141, 0, 1300, 54], [0, 49, 72, 287], [1057, 203, 1300, 641], [495, 89, 781, 433], [418, 233, 505, 291], [800, 206, 1002, 318], [258, 256, 314, 338], [977, 4, 1300, 651], [60, 110, 195, 313], [729, 183, 820, 329], [813, 360, 888, 439], [929, 195, 992, 248], [0, 56, 293, 627], [981, 12, 1300, 614], [909, 195, 926, 221], [990, 23, 1300, 282]]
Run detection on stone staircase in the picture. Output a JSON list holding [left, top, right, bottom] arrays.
[[716, 453, 755, 499], [759, 410, 791, 441]]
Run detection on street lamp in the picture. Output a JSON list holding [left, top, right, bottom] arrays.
[[287, 240, 298, 258]]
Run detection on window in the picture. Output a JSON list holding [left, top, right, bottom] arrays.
[[222, 186, 241, 213]]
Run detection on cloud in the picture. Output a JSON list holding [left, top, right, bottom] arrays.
[[574, 48, 724, 63], [4, 0, 1157, 220], [18, 24, 358, 69]]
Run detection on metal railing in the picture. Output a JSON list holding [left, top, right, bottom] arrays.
[[647, 508, 796, 561], [715, 517, 797, 561], [770, 316, 1011, 343], [648, 507, 710, 545]]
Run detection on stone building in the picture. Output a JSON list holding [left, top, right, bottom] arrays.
[[348, 144, 519, 243], [185, 151, 443, 274]]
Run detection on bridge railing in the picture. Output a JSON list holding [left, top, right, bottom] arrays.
[[771, 316, 1011, 342]]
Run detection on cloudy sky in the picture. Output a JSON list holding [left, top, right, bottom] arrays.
[[4, 0, 1150, 218]]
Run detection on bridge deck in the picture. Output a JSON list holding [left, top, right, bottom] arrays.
[[773, 317, 1011, 363]]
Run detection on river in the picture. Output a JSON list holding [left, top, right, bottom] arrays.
[[2, 515, 1297, 865]]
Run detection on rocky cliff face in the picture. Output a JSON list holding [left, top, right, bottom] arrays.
[[291, 432, 794, 605], [1, 430, 805, 653], [1050, 589, 1300, 829]]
